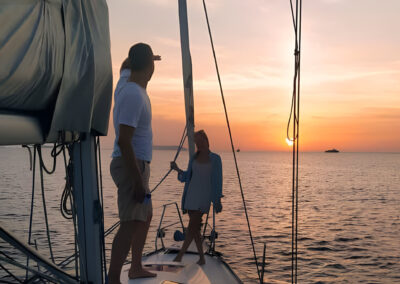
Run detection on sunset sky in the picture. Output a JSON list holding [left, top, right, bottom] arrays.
[[105, 0, 400, 152]]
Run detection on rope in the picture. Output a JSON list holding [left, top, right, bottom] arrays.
[[77, 141, 89, 281], [202, 0, 261, 281], [22, 145, 33, 171], [61, 144, 80, 277], [26, 140, 78, 276], [95, 136, 108, 283], [26, 146, 36, 280], [151, 125, 187, 194], [0, 263, 23, 283], [36, 145, 55, 263], [37, 144, 57, 175], [32, 142, 76, 266], [0, 251, 22, 283], [287, 0, 302, 283], [60, 148, 73, 219]]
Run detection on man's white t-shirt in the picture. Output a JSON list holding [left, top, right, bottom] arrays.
[[112, 69, 153, 161]]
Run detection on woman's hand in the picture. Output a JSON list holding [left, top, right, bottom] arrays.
[[170, 161, 180, 172]]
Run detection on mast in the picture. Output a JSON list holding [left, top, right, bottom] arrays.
[[72, 134, 104, 283], [178, 0, 195, 157]]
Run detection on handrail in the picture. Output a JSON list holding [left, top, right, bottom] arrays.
[[155, 202, 185, 251]]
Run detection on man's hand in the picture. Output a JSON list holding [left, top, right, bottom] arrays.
[[214, 202, 223, 213], [133, 181, 146, 203]]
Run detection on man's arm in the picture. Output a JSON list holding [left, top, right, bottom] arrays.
[[118, 124, 146, 203]]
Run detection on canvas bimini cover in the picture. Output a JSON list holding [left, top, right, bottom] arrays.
[[0, 0, 112, 145]]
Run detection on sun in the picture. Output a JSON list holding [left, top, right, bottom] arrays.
[[286, 138, 294, 146]]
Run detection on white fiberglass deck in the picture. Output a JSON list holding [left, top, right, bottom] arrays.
[[121, 245, 241, 284]]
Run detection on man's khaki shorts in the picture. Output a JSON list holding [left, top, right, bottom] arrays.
[[110, 157, 152, 222]]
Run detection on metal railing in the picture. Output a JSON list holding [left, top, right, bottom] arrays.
[[155, 202, 185, 251]]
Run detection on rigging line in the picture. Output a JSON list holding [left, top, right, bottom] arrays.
[[37, 144, 57, 175], [26, 147, 37, 280], [151, 125, 187, 194], [291, 85, 297, 284], [60, 145, 73, 219], [294, 0, 301, 282], [95, 136, 107, 283], [96, 137, 105, 207], [288, 0, 302, 282], [286, 80, 298, 141], [173, 125, 187, 162], [286, 0, 300, 142], [0, 256, 61, 284], [69, 141, 90, 282], [295, 1, 303, 282], [291, 33, 296, 284], [36, 146, 55, 263], [22, 145, 33, 171], [0, 245, 23, 283], [78, 141, 89, 282], [61, 145, 79, 278], [289, 0, 297, 32], [202, 0, 261, 280], [0, 263, 23, 283]]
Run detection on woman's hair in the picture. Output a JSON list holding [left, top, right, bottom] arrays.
[[194, 130, 210, 158], [195, 130, 209, 147]]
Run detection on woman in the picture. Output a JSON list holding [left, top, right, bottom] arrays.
[[170, 130, 223, 265]]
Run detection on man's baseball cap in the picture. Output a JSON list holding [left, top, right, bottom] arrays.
[[129, 43, 161, 71]]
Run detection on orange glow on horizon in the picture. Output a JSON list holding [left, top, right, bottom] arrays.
[[106, 1, 400, 153]]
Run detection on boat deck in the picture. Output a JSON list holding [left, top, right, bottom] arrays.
[[121, 244, 242, 284]]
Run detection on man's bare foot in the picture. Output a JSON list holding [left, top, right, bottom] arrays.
[[173, 255, 182, 262], [128, 268, 156, 279], [197, 258, 205, 265]]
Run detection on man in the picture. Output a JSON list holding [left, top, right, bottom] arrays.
[[108, 43, 160, 283]]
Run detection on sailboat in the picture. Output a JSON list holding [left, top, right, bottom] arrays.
[[0, 0, 259, 283], [1, 0, 303, 282]]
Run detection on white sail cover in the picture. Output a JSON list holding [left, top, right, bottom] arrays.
[[0, 0, 112, 143]]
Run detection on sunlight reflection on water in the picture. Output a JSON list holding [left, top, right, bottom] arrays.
[[1, 148, 399, 283]]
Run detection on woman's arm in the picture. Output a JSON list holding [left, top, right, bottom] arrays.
[[170, 161, 190, 182]]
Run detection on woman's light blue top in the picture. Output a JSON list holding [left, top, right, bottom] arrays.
[[177, 151, 223, 212]]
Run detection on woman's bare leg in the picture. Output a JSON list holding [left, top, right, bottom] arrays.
[[190, 211, 205, 265], [173, 211, 203, 262]]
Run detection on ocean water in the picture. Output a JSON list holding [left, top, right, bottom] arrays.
[[0, 146, 399, 283]]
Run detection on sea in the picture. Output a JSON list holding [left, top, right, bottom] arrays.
[[0, 146, 399, 283]]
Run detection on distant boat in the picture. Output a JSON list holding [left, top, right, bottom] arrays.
[[325, 149, 339, 153], [153, 145, 187, 151], [236, 148, 240, 152]]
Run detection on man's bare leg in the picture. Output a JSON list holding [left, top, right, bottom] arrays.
[[128, 214, 156, 279], [108, 221, 136, 284]]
